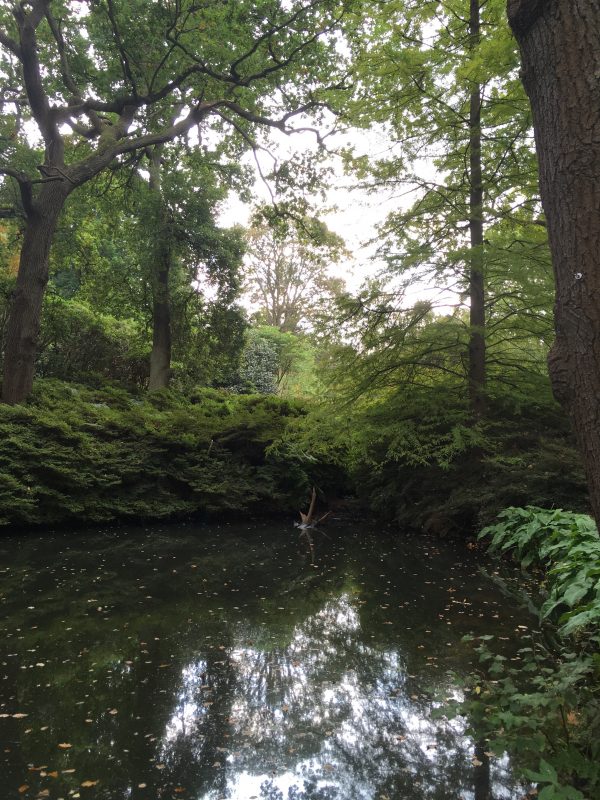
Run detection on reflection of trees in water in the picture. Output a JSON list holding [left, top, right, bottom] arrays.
[[152, 646, 236, 800], [0, 527, 525, 800], [174, 594, 518, 800]]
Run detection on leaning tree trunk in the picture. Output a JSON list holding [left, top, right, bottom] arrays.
[[2, 181, 71, 404], [147, 146, 172, 392], [468, 0, 486, 418], [508, 0, 600, 522]]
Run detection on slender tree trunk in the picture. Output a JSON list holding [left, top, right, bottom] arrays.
[[508, 0, 600, 523], [1, 182, 71, 404], [147, 147, 172, 391], [468, 0, 486, 418]]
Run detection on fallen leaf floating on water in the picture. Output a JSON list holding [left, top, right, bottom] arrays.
[[58, 742, 72, 749], [12, 713, 28, 719], [81, 780, 99, 788], [18, 786, 28, 794], [108, 709, 118, 715]]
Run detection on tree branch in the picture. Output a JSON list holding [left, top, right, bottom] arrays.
[[0, 165, 34, 215], [507, 0, 551, 36], [105, 0, 139, 98], [14, 0, 64, 160], [44, 7, 103, 135], [0, 206, 20, 218], [0, 29, 22, 58]]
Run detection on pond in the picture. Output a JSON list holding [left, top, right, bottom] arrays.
[[0, 521, 535, 800]]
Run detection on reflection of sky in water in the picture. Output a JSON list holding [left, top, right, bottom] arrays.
[[162, 594, 516, 800], [0, 524, 531, 799]]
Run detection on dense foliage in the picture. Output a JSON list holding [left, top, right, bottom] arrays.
[[482, 507, 600, 636], [443, 507, 600, 799], [0, 380, 323, 528]]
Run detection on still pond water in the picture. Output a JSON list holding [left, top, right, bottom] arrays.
[[0, 522, 534, 800]]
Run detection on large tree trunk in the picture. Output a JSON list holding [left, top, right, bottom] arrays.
[[508, 0, 600, 522], [1, 182, 71, 404], [468, 0, 486, 418], [147, 146, 172, 392]]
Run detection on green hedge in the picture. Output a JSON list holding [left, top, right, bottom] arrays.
[[0, 380, 313, 528]]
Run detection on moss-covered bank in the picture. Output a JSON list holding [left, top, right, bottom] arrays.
[[0, 378, 590, 536], [0, 380, 318, 528]]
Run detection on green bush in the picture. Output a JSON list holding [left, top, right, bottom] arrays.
[[480, 506, 600, 636], [37, 297, 150, 386], [0, 379, 317, 528], [443, 507, 600, 799], [285, 385, 589, 535]]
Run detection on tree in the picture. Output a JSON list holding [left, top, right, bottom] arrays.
[[233, 329, 280, 395], [347, 0, 548, 416], [507, 0, 600, 524], [44, 154, 246, 390], [0, 0, 354, 403], [140, 145, 246, 390], [243, 209, 347, 333], [146, 144, 172, 390]]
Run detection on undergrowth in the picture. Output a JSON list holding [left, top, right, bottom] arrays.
[[0, 379, 322, 528], [445, 507, 600, 799]]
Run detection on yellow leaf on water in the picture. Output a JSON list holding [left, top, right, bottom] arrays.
[[17, 786, 29, 794], [81, 780, 99, 787], [58, 742, 72, 749]]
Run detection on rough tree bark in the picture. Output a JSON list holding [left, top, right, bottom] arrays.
[[468, 0, 486, 418], [2, 180, 72, 404], [507, 0, 600, 522], [147, 146, 172, 391]]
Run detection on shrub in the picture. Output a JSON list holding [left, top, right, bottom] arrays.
[[443, 507, 600, 799], [0, 379, 318, 528]]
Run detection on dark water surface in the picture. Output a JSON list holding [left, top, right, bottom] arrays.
[[0, 522, 533, 800]]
